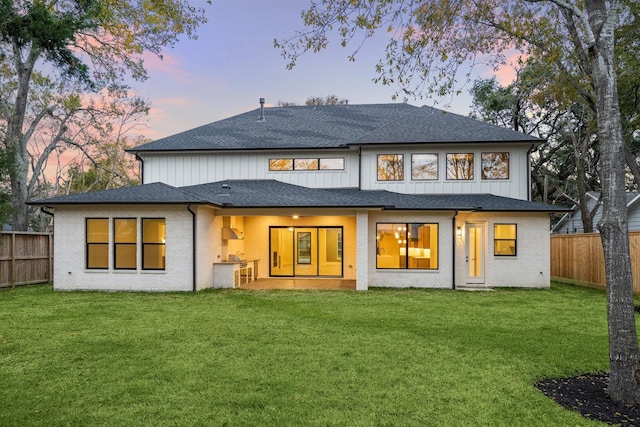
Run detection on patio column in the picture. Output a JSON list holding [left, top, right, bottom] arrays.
[[356, 211, 369, 290]]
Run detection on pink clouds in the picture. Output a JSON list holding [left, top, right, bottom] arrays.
[[141, 51, 195, 83], [141, 97, 198, 139], [488, 50, 529, 86]]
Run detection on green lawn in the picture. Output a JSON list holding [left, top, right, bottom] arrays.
[[0, 282, 617, 426]]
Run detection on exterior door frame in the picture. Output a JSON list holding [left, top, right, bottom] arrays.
[[465, 222, 486, 284]]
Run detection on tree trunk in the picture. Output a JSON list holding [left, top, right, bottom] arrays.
[[7, 45, 40, 231], [587, 0, 640, 404]]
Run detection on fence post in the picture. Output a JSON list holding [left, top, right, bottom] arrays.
[[10, 232, 15, 288]]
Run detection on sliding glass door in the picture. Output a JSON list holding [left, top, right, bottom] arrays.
[[269, 226, 343, 277]]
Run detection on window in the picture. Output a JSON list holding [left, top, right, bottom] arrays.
[[376, 223, 438, 269], [411, 154, 438, 180], [114, 218, 137, 269], [482, 152, 510, 179], [86, 218, 108, 269], [320, 158, 344, 170], [269, 158, 293, 171], [270, 157, 345, 171], [494, 224, 517, 256], [377, 154, 404, 181], [142, 219, 166, 270], [294, 158, 319, 170], [297, 231, 311, 264], [447, 153, 474, 180]]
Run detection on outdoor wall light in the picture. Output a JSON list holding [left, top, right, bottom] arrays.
[[457, 227, 462, 237]]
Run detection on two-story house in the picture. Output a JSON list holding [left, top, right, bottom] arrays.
[[31, 101, 561, 291]]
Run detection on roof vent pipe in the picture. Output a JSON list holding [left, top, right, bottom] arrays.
[[258, 98, 265, 122]]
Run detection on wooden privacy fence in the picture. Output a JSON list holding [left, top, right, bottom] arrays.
[[0, 232, 53, 288], [550, 232, 640, 294]]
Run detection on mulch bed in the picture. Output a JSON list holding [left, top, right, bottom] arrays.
[[535, 373, 640, 425]]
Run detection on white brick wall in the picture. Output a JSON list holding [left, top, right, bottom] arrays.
[[52, 205, 550, 292], [367, 211, 455, 289], [194, 207, 219, 290], [455, 212, 550, 289], [356, 211, 369, 290], [53, 205, 194, 292], [364, 211, 550, 289]]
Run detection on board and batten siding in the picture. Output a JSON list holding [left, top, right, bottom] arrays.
[[359, 144, 531, 199], [140, 151, 360, 188]]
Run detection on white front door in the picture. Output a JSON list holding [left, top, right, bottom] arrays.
[[465, 223, 485, 284]]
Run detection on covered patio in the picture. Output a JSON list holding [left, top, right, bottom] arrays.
[[237, 278, 356, 290]]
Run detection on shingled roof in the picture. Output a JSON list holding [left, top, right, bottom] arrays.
[[129, 103, 541, 153], [31, 180, 563, 212], [30, 182, 207, 205]]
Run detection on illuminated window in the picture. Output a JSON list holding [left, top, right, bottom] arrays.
[[319, 158, 344, 170], [411, 154, 438, 180], [142, 219, 166, 270], [86, 218, 108, 269], [482, 152, 510, 179], [114, 218, 137, 269], [294, 158, 319, 170], [270, 157, 345, 171], [447, 153, 474, 180], [494, 224, 517, 256], [269, 159, 293, 171], [376, 223, 438, 269], [377, 154, 404, 181]]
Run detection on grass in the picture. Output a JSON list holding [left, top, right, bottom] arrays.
[[0, 282, 620, 426]]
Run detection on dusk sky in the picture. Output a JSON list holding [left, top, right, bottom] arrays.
[[133, 1, 515, 141]]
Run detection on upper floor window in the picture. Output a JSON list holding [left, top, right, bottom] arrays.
[[114, 218, 137, 270], [269, 157, 344, 171], [142, 219, 166, 270], [447, 153, 474, 180], [494, 224, 517, 256], [411, 153, 438, 180], [86, 218, 108, 269], [482, 152, 510, 180], [294, 158, 319, 170], [269, 159, 293, 171], [320, 158, 344, 170], [377, 154, 404, 181]]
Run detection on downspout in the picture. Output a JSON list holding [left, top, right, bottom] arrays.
[[452, 210, 458, 290], [358, 145, 362, 190], [40, 206, 54, 218], [187, 204, 197, 292], [135, 153, 144, 184]]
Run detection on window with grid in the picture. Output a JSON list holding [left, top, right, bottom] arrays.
[[86, 218, 108, 269], [494, 224, 517, 256], [142, 219, 166, 270], [114, 218, 137, 269]]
